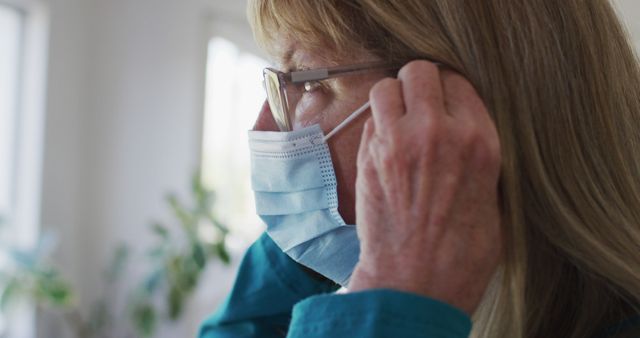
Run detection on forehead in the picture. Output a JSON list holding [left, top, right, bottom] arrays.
[[269, 36, 299, 67], [268, 33, 369, 70], [269, 36, 322, 68]]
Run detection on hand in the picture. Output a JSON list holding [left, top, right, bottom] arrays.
[[349, 60, 503, 315]]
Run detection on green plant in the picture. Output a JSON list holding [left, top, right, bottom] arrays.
[[0, 174, 230, 337], [0, 234, 86, 334], [129, 174, 230, 337]]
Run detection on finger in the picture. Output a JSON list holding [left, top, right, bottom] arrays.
[[441, 71, 501, 161], [369, 78, 405, 133], [356, 118, 384, 212], [357, 117, 376, 167], [397, 60, 446, 118], [441, 71, 488, 124]]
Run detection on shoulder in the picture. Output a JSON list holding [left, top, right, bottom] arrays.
[[598, 315, 640, 338]]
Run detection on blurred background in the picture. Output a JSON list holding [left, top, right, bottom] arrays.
[[0, 0, 638, 337]]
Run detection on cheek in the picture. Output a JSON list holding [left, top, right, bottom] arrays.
[[327, 112, 370, 224], [293, 94, 328, 129]]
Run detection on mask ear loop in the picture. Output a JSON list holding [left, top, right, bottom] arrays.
[[322, 101, 371, 142]]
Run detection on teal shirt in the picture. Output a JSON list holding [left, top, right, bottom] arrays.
[[199, 232, 471, 338], [199, 232, 639, 337]]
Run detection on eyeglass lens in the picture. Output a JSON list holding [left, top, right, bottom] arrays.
[[264, 70, 290, 131]]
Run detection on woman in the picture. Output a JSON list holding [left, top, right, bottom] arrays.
[[200, 1, 640, 337]]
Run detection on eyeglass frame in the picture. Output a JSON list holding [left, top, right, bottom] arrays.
[[262, 62, 405, 132]]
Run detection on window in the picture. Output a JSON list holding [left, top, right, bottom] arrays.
[[0, 4, 25, 335], [0, 4, 23, 231], [200, 37, 269, 250], [0, 2, 48, 336]]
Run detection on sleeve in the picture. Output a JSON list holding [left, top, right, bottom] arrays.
[[286, 289, 473, 338], [198, 232, 340, 338]]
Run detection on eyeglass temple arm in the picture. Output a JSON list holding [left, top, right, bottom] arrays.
[[288, 61, 444, 84], [289, 63, 402, 84]]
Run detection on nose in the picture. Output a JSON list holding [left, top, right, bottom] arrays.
[[253, 100, 280, 131]]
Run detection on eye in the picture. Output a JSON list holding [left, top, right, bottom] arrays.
[[303, 80, 322, 93]]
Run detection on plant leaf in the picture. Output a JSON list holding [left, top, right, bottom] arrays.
[[9, 249, 37, 270], [214, 242, 230, 265], [167, 194, 195, 233], [151, 223, 169, 240], [106, 243, 130, 282], [208, 215, 229, 234], [1, 278, 22, 312], [168, 286, 183, 320], [191, 243, 206, 269], [36, 273, 74, 308], [191, 173, 206, 203], [144, 268, 163, 294], [131, 302, 156, 337]]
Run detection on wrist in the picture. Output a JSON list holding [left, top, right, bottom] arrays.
[[349, 265, 420, 294], [348, 265, 475, 316]]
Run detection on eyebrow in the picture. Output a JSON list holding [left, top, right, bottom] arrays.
[[276, 48, 297, 71], [281, 49, 295, 66]]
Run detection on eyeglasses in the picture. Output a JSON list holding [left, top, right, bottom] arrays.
[[262, 62, 402, 131]]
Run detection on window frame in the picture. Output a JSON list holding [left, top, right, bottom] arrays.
[[2, 0, 48, 248], [0, 1, 49, 337], [0, 1, 26, 230]]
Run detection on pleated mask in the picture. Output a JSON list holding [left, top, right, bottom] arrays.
[[248, 102, 370, 286]]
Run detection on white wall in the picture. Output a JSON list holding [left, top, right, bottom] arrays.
[[32, 0, 640, 337], [38, 0, 251, 337], [616, 0, 640, 51], [38, 0, 92, 335]]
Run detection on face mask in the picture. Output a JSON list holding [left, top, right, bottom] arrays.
[[248, 102, 370, 286]]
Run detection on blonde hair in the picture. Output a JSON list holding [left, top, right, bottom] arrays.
[[248, 1, 640, 337]]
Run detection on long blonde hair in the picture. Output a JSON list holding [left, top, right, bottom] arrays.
[[248, 1, 640, 337]]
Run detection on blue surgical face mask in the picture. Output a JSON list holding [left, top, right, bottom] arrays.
[[248, 102, 370, 286]]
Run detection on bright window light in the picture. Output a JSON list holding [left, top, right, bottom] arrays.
[[201, 37, 269, 249], [0, 4, 25, 335], [0, 5, 22, 224]]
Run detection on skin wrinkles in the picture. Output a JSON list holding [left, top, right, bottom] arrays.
[[255, 36, 502, 317], [255, 35, 385, 224]]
